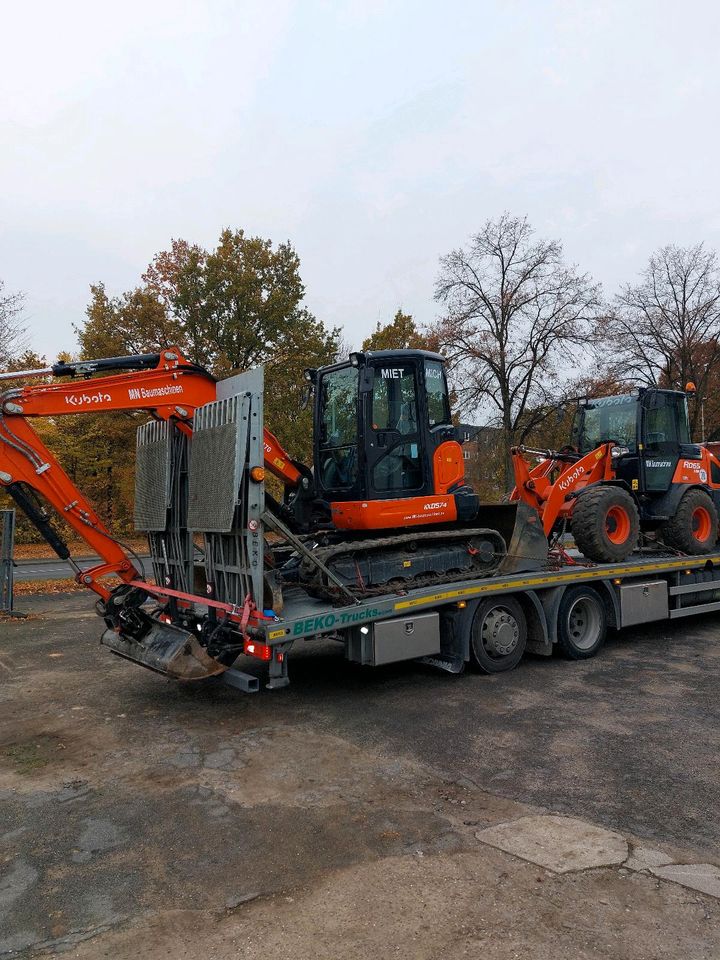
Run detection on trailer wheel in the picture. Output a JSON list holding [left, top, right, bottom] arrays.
[[660, 488, 718, 554], [469, 597, 527, 673], [556, 585, 607, 659], [571, 486, 640, 563]]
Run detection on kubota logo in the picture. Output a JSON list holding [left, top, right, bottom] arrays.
[[558, 465, 585, 491], [424, 501, 448, 510], [64, 392, 111, 407]]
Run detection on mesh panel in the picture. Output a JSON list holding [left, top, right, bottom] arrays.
[[187, 421, 239, 532], [134, 424, 171, 531]]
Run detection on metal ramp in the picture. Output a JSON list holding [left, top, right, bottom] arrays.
[[187, 368, 265, 610], [134, 420, 195, 594]]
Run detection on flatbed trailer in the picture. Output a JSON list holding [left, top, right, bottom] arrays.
[[231, 550, 720, 691]]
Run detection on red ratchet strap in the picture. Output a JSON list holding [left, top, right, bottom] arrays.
[[129, 580, 268, 623]]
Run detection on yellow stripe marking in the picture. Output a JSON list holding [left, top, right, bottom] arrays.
[[393, 557, 715, 611]]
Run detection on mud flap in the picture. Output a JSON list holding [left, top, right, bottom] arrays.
[[475, 501, 548, 574], [101, 620, 227, 681]]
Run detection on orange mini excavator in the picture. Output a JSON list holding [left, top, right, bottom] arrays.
[[0, 346, 543, 680], [510, 385, 720, 563]]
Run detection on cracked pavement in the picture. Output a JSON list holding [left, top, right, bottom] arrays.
[[1, 594, 719, 958]]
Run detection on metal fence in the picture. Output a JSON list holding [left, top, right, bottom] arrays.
[[1, 509, 15, 613]]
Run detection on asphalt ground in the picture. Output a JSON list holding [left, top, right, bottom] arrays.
[[1, 592, 719, 958], [11, 558, 151, 582]]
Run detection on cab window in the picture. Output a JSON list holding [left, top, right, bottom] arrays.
[[371, 366, 418, 435], [318, 367, 358, 490], [424, 360, 451, 426]]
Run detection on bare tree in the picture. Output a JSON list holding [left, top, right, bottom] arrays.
[[433, 213, 601, 487], [0, 280, 27, 366], [600, 243, 720, 436]]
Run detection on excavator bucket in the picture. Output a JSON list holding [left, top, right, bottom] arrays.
[[474, 500, 549, 574], [101, 620, 226, 681]]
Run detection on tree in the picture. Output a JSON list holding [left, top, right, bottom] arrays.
[[72, 229, 341, 530], [362, 309, 438, 352], [433, 214, 601, 487], [0, 280, 27, 366], [599, 243, 720, 437]]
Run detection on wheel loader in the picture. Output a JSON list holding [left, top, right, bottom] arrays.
[[510, 384, 720, 563]]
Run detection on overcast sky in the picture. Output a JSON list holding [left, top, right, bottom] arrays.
[[2, 0, 719, 361]]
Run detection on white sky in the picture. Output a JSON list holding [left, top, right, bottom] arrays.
[[1, 0, 719, 361]]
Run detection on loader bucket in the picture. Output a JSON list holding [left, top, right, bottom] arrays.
[[101, 620, 227, 681], [475, 500, 548, 574]]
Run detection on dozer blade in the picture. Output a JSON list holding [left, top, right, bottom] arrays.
[[474, 500, 549, 574], [101, 620, 227, 681]]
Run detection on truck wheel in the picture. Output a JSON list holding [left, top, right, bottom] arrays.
[[469, 597, 527, 673], [556, 586, 607, 659], [660, 488, 719, 554], [571, 486, 640, 563]]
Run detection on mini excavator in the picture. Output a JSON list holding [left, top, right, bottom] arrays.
[[0, 347, 544, 680]]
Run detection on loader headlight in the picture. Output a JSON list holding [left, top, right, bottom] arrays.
[[349, 351, 364, 368]]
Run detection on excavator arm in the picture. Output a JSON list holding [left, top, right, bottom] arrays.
[[0, 347, 303, 600]]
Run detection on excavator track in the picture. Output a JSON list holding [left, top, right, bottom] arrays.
[[295, 527, 507, 602]]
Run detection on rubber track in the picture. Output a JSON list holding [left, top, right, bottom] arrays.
[[298, 527, 507, 602]]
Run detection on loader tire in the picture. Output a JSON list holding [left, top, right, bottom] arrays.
[[660, 488, 718, 554], [571, 486, 639, 563]]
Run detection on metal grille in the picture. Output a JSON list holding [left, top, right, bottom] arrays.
[[134, 421, 172, 531], [188, 369, 265, 608], [187, 417, 241, 532]]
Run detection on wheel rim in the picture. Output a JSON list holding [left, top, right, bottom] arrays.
[[691, 506, 713, 543], [480, 606, 519, 658], [566, 596, 602, 651], [605, 505, 631, 545]]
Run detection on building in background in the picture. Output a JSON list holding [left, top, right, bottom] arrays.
[[457, 423, 503, 499]]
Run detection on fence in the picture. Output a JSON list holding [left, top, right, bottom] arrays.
[[1, 509, 15, 613]]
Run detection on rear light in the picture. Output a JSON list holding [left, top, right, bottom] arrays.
[[244, 639, 273, 661]]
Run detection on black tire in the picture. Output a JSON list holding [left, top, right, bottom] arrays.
[[469, 597, 527, 673], [556, 585, 607, 660], [571, 486, 640, 563], [659, 488, 719, 555]]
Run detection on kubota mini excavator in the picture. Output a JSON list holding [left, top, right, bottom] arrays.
[[0, 346, 544, 680], [510, 384, 720, 562]]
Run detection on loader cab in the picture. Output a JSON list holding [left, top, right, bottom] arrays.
[[573, 388, 699, 494], [312, 350, 460, 506]]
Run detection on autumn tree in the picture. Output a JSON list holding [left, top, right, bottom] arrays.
[[362, 309, 438, 352], [70, 230, 341, 532], [433, 214, 601, 487], [599, 243, 720, 437]]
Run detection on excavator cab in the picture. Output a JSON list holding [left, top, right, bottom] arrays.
[[311, 350, 478, 530]]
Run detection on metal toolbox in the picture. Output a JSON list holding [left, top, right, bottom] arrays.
[[619, 580, 668, 627], [347, 611, 440, 665]]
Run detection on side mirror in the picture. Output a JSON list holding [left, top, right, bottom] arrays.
[[300, 384, 313, 411]]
